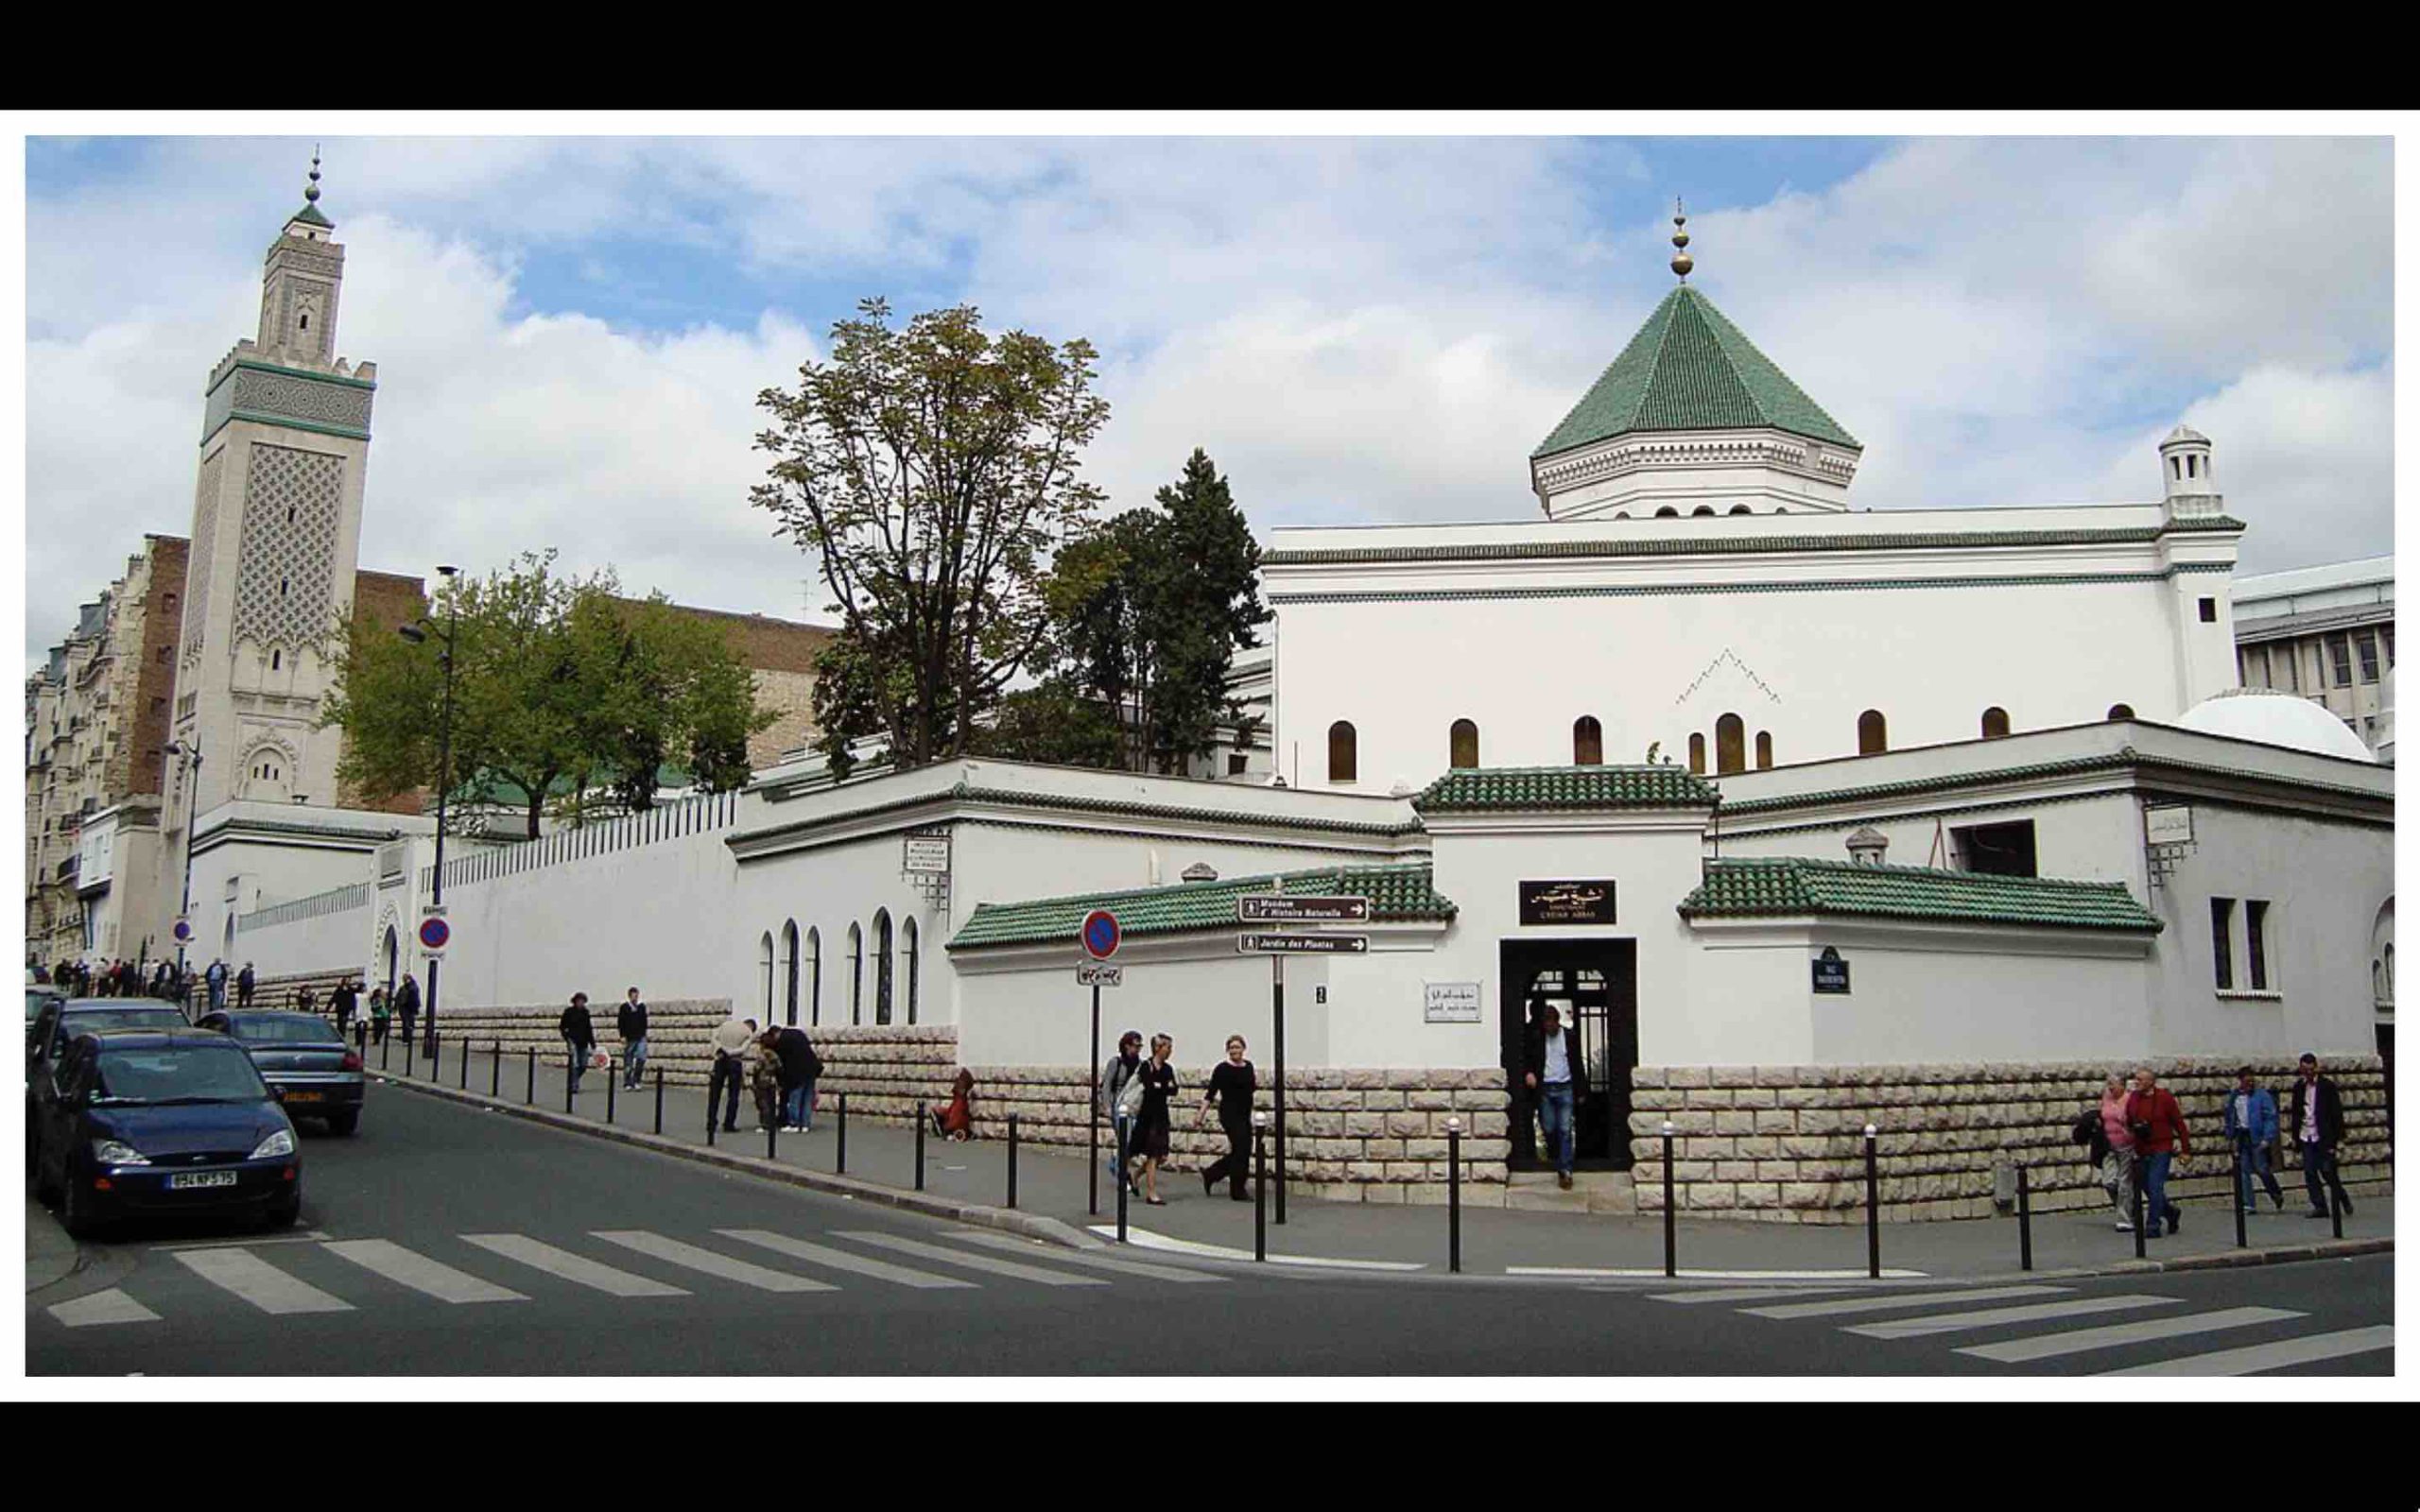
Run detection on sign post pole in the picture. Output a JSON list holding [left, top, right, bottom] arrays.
[[1088, 981, 1100, 1218], [1233, 894, 1371, 1228], [1272, 953, 1287, 1226], [1079, 908, 1122, 1220]]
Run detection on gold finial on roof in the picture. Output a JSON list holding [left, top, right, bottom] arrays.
[[1669, 197, 1693, 282], [305, 146, 322, 205]]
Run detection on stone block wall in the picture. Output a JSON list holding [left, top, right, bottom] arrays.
[[1627, 1057, 2393, 1224], [424, 1000, 733, 1084], [956, 1063, 1512, 1205]]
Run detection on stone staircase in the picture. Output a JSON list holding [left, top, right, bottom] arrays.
[[1506, 1169, 1637, 1215]]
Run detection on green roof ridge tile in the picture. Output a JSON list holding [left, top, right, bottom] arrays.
[[1414, 764, 1719, 814], [1679, 856, 2161, 933], [950, 860, 1456, 952]]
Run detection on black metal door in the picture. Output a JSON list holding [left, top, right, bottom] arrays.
[[1500, 939, 1637, 1172]]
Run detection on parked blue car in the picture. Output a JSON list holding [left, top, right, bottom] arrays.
[[29, 1028, 302, 1238]]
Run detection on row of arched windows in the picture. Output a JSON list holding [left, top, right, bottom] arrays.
[[1328, 702, 2143, 783], [759, 911, 919, 1028]]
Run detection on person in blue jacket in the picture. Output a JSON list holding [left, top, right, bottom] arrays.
[[2221, 1065, 2285, 1213]]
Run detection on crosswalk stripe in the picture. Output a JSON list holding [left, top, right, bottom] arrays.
[[1957, 1307, 2304, 1364], [2096, 1325, 2395, 1376], [48, 1288, 161, 1327], [1651, 1286, 1868, 1306], [173, 1247, 354, 1315], [460, 1233, 689, 1297], [592, 1230, 837, 1293], [1846, 1295, 2174, 1339], [837, 1230, 1108, 1287], [1744, 1285, 2068, 1320], [716, 1229, 976, 1290], [949, 1229, 1225, 1283], [322, 1240, 527, 1304]]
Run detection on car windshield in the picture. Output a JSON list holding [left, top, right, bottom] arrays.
[[231, 1015, 343, 1045], [93, 1045, 268, 1105], [65, 1006, 188, 1035]]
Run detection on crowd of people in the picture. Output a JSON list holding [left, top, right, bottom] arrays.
[[2075, 1056, 2355, 1235], [1098, 1029, 1261, 1205]]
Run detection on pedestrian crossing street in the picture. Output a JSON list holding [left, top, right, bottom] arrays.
[[1645, 1281, 2394, 1375], [40, 1225, 1227, 1329]]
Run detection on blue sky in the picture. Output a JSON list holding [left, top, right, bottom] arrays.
[[22, 134, 2394, 663]]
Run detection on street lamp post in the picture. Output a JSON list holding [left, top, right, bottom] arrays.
[[165, 736, 203, 998], [399, 565, 459, 1059]]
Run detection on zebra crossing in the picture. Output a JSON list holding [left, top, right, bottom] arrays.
[[40, 1225, 1227, 1329], [1648, 1280, 2393, 1374]]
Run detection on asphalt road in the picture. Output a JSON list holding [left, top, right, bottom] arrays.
[[26, 1087, 2395, 1377]]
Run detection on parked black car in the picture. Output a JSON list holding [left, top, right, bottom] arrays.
[[196, 1009, 366, 1134], [27, 998, 195, 1164], [29, 1028, 302, 1238]]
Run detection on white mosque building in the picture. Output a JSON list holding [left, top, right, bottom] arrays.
[[182, 195, 2393, 1222]]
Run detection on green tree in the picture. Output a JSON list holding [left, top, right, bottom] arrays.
[[752, 299, 1110, 771], [320, 552, 772, 838]]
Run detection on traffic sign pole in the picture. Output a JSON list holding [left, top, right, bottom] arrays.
[[1080, 909, 1119, 1220], [1272, 954, 1287, 1226], [1088, 980, 1100, 1218]]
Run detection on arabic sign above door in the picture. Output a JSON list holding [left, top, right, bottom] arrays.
[[1518, 880, 1617, 926]]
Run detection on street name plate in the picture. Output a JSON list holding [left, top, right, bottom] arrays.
[[1237, 933, 1368, 954], [1076, 963, 1123, 988], [1236, 895, 1371, 923], [2143, 805, 2193, 847], [903, 832, 952, 874]]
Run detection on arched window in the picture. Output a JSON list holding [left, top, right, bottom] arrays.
[[759, 933, 775, 1020], [1687, 733, 1706, 774], [781, 920, 800, 1027], [805, 927, 821, 1026], [1328, 721, 1357, 783], [1728, 504, 1754, 516], [1716, 713, 1746, 775], [1858, 710, 1888, 755], [1654, 507, 1680, 519], [1754, 731, 1773, 769], [1573, 715, 1603, 766], [902, 918, 920, 1025], [1449, 718, 1478, 770], [2106, 703, 2135, 720], [1691, 506, 1717, 518], [847, 923, 863, 1025], [873, 910, 894, 1025], [1981, 706, 2012, 739]]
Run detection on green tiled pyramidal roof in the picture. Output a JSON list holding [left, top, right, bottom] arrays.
[[289, 202, 334, 230], [950, 861, 1455, 952], [1679, 858, 2162, 933], [1534, 285, 1859, 458], [1415, 765, 1718, 814]]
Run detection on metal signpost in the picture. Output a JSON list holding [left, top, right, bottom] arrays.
[[417, 911, 451, 1063], [1081, 909, 1120, 1217], [1236, 895, 1370, 1225]]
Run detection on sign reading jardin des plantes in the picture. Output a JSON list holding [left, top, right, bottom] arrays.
[[1519, 880, 1616, 925]]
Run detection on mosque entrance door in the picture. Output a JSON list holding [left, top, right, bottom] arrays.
[[1500, 939, 1637, 1172]]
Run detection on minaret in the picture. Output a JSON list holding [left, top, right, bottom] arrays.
[[2158, 423, 2221, 523], [164, 152, 378, 871]]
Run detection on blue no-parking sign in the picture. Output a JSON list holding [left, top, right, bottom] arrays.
[[1080, 909, 1120, 961], [417, 916, 452, 953]]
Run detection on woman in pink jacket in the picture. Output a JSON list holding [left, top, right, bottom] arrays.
[[2099, 1074, 2137, 1231]]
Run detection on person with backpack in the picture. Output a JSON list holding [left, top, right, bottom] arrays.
[[1098, 1030, 1146, 1196], [617, 987, 650, 1091], [2125, 1066, 2191, 1238], [774, 1023, 821, 1132], [560, 992, 596, 1095], [2221, 1064, 2285, 1213]]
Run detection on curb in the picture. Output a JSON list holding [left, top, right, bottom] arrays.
[[367, 1071, 1104, 1252], [2012, 1237, 2394, 1282]]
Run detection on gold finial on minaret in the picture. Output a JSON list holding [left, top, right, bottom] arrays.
[[305, 146, 322, 205], [1670, 197, 1693, 282]]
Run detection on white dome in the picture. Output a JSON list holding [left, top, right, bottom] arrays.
[[2172, 688, 2375, 762]]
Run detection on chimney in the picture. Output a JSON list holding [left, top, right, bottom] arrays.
[[1846, 826, 1889, 867]]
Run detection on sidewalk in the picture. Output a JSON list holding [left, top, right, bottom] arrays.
[[370, 1046, 2394, 1284]]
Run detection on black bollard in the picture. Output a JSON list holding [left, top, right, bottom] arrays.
[[356, 1022, 367, 1057], [2016, 1164, 2033, 1272], [2332, 1167, 2344, 1240], [2233, 1142, 2248, 1249], [459, 1036, 469, 1091], [490, 1042, 500, 1098], [1115, 1115, 1130, 1245], [1662, 1121, 1677, 1280], [767, 1108, 777, 1162], [607, 1061, 617, 1126], [1447, 1118, 1461, 1275], [1253, 1117, 1267, 1263], [653, 1067, 664, 1136], [381, 1032, 390, 1072], [2132, 1162, 2147, 1260], [836, 1092, 847, 1174], [526, 1047, 535, 1106], [1864, 1124, 1882, 1280], [915, 1101, 926, 1192], [564, 1057, 574, 1114], [1007, 1113, 1020, 1210]]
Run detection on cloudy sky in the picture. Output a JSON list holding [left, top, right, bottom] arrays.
[[22, 133, 2394, 666]]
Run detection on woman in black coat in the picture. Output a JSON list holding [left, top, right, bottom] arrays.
[[1130, 1034, 1179, 1205], [1199, 1035, 1257, 1200]]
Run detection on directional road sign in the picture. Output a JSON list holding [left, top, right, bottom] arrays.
[[1237, 895, 1370, 924], [1080, 909, 1121, 960], [1076, 962, 1123, 988], [1237, 933, 1368, 954]]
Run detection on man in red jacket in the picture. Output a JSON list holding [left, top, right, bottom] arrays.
[[2126, 1067, 2191, 1238]]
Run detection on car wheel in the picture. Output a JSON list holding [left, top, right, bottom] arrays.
[[326, 1110, 359, 1137], [263, 1192, 302, 1230], [60, 1171, 105, 1239]]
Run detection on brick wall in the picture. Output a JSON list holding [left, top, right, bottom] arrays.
[[1627, 1057, 2393, 1223]]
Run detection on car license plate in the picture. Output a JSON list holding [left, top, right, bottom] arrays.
[[168, 1171, 238, 1190], [283, 1090, 324, 1103]]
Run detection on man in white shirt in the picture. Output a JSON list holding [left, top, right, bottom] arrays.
[[1523, 1003, 1584, 1189], [707, 1012, 759, 1134]]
